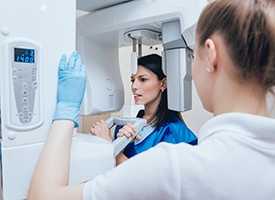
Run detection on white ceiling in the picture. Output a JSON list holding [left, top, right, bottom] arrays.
[[77, 0, 133, 12]]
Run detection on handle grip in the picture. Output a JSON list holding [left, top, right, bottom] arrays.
[[106, 116, 146, 157]]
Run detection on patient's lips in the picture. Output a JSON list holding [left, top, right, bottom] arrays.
[[133, 94, 142, 101]]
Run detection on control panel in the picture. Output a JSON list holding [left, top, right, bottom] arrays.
[[8, 42, 41, 128]]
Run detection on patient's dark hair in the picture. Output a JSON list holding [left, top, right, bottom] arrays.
[[136, 54, 185, 129]]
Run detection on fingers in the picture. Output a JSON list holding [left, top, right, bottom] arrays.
[[90, 120, 108, 134], [75, 53, 83, 70], [68, 51, 86, 76], [58, 54, 67, 70], [117, 123, 137, 138], [58, 51, 81, 71], [135, 135, 141, 140], [67, 50, 78, 70], [90, 123, 103, 135], [90, 120, 112, 142]]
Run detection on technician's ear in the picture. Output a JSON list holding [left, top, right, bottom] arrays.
[[160, 77, 167, 92], [205, 39, 217, 72]]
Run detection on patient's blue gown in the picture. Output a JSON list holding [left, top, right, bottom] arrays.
[[114, 115, 197, 158]]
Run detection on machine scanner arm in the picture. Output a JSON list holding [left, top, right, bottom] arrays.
[[162, 20, 194, 112]]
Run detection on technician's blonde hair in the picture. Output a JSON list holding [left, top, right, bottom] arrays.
[[196, 0, 275, 93]]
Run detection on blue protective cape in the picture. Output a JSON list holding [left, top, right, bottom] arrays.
[[114, 115, 197, 158]]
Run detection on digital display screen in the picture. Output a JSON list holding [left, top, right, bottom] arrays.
[[14, 48, 35, 63]]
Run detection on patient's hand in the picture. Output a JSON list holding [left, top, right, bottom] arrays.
[[116, 123, 141, 141], [90, 120, 112, 142]]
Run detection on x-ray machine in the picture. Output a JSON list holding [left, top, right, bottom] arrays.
[[0, 0, 208, 199]]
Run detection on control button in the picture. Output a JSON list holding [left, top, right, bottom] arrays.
[[1, 27, 10, 36], [12, 68, 18, 73], [7, 132, 16, 140], [28, 112, 33, 117], [22, 82, 28, 88], [19, 112, 24, 118], [13, 76, 18, 81], [22, 97, 28, 103], [105, 79, 114, 91], [33, 81, 38, 89], [22, 106, 29, 112], [22, 89, 28, 96], [23, 118, 29, 123]]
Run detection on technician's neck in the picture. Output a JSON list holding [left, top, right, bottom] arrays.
[[213, 84, 269, 117]]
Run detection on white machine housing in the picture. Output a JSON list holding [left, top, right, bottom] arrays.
[[0, 0, 208, 199], [0, 1, 115, 199], [77, 0, 207, 114]]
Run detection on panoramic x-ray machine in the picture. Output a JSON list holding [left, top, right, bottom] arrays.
[[0, 0, 208, 199]]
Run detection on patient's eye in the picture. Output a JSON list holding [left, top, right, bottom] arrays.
[[140, 78, 148, 82]]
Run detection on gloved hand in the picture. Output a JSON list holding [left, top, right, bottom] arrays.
[[53, 50, 86, 127]]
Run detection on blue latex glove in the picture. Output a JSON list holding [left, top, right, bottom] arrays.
[[53, 51, 86, 127]]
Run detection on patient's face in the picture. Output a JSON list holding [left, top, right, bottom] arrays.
[[131, 65, 163, 107]]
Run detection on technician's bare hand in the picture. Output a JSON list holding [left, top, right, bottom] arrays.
[[90, 120, 112, 142], [117, 123, 141, 141]]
